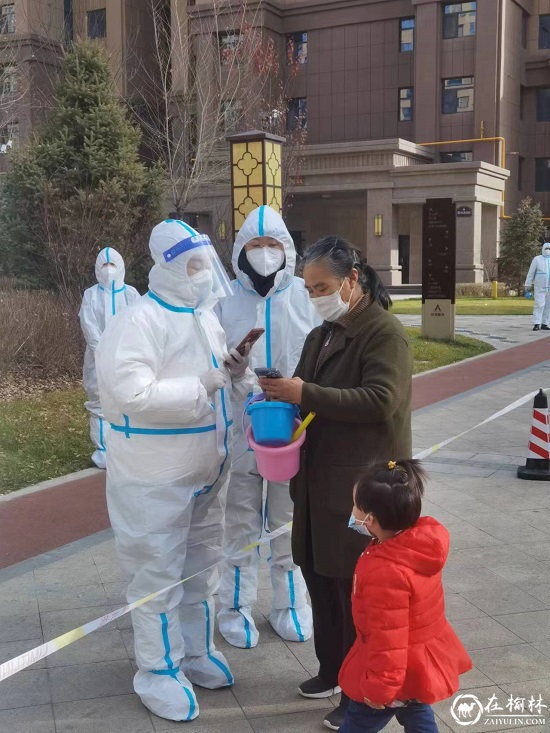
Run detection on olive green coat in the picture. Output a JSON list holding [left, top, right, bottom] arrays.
[[290, 299, 413, 578]]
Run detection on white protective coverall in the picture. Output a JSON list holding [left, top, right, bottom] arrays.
[[79, 247, 140, 469], [96, 220, 254, 722], [525, 243, 550, 326], [216, 206, 320, 648]]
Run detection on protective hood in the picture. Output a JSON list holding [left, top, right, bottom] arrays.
[[148, 219, 231, 309], [95, 247, 125, 289], [232, 206, 296, 296], [372, 517, 449, 577], [542, 243, 550, 255]]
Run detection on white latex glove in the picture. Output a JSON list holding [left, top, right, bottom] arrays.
[[223, 347, 249, 381], [200, 368, 228, 396]]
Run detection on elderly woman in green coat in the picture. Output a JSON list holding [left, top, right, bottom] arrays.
[[260, 236, 413, 732]]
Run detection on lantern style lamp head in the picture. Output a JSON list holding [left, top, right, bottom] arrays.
[[374, 214, 383, 237], [227, 130, 286, 239]]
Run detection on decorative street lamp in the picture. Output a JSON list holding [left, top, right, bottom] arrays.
[[227, 130, 285, 239]]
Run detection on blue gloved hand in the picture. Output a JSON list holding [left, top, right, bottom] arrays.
[[525, 290, 533, 299]]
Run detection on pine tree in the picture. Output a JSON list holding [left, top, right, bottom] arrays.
[[498, 197, 546, 295], [0, 41, 162, 298]]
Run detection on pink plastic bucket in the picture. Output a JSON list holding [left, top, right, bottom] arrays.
[[246, 421, 306, 482]]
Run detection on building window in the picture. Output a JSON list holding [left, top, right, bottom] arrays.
[[87, 9, 106, 39], [287, 32, 308, 64], [522, 12, 528, 49], [0, 4, 15, 35], [442, 77, 474, 114], [287, 98, 307, 131], [0, 121, 19, 152], [443, 2, 476, 39], [518, 156, 524, 192], [536, 88, 550, 121], [440, 151, 473, 163], [536, 158, 550, 191], [219, 32, 242, 65], [221, 100, 242, 135], [540, 15, 550, 49], [0, 65, 17, 95], [399, 88, 413, 121], [400, 18, 415, 52]]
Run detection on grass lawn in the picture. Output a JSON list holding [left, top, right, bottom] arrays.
[[392, 297, 532, 316], [406, 327, 493, 374], [0, 331, 493, 494], [0, 387, 90, 495]]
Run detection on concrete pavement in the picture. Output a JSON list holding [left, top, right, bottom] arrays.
[[397, 314, 549, 351], [2, 356, 550, 730]]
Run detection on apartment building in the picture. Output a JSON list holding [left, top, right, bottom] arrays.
[[0, 0, 155, 157], [2, 0, 549, 283], [186, 0, 541, 283]]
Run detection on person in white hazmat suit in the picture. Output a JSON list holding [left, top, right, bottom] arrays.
[[95, 220, 254, 722], [216, 205, 319, 648], [525, 242, 550, 331], [79, 247, 140, 469]]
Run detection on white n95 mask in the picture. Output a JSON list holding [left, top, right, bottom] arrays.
[[311, 281, 350, 322], [246, 248, 285, 277], [181, 269, 213, 307]]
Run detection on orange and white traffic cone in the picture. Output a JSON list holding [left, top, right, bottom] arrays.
[[517, 389, 550, 481]]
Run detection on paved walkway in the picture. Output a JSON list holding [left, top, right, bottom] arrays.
[[2, 340, 550, 731], [2, 332, 549, 570], [397, 314, 548, 351]]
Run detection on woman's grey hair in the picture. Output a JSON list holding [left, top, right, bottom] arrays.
[[300, 235, 392, 311]]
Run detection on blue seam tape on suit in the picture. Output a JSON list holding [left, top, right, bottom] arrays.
[[157, 613, 196, 719], [265, 298, 272, 368], [148, 291, 195, 313], [203, 601, 233, 684], [288, 571, 305, 641]]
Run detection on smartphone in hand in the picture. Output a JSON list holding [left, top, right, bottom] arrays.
[[235, 328, 265, 356], [254, 367, 283, 379]]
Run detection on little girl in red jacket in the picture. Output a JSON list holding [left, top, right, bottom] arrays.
[[339, 459, 472, 733]]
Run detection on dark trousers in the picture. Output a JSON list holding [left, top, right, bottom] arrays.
[[301, 563, 356, 699], [340, 701, 438, 733]]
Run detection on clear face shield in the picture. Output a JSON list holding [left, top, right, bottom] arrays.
[[162, 233, 233, 300]]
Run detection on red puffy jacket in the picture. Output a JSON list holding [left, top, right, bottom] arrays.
[[339, 516, 472, 706]]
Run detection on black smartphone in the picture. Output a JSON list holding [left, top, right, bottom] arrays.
[[254, 367, 283, 379]]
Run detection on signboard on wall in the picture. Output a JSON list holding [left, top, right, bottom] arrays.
[[422, 198, 456, 339]]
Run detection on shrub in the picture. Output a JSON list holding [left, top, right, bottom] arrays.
[[0, 281, 83, 380], [455, 282, 511, 297]]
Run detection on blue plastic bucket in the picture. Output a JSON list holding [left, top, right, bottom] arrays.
[[246, 401, 298, 447]]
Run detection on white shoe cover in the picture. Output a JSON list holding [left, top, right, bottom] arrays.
[[181, 650, 234, 689], [91, 449, 106, 469], [217, 607, 259, 649], [134, 668, 199, 721], [269, 604, 313, 643]]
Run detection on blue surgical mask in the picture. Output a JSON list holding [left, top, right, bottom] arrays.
[[348, 512, 373, 537]]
